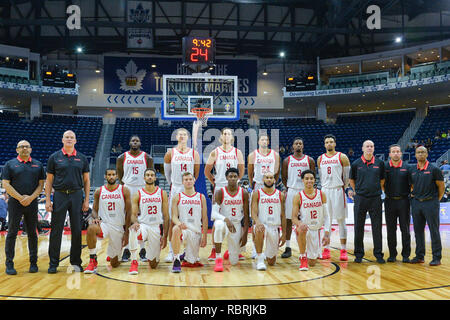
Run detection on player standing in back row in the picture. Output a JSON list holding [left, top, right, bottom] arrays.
[[317, 134, 350, 261], [163, 128, 200, 262], [281, 137, 315, 258], [116, 135, 154, 262], [204, 128, 245, 261]]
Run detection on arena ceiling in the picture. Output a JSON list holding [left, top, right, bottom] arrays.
[[0, 0, 449, 61]]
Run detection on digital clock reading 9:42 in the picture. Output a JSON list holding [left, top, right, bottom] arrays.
[[182, 37, 215, 64]]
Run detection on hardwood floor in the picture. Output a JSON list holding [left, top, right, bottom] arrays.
[[0, 225, 448, 300]]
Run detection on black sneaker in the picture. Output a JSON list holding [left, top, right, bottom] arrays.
[[429, 259, 441, 266], [410, 257, 424, 264], [29, 263, 38, 273], [354, 257, 363, 263], [402, 257, 410, 263], [376, 258, 386, 264], [121, 248, 131, 262], [281, 247, 292, 258], [139, 248, 148, 262], [48, 265, 57, 274], [387, 256, 396, 263], [172, 258, 181, 273], [5, 264, 17, 275]]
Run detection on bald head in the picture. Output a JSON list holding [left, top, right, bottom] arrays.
[[62, 130, 77, 148], [16, 140, 30, 148], [415, 145, 428, 162]]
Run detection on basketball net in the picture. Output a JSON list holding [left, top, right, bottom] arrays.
[[191, 107, 211, 128]]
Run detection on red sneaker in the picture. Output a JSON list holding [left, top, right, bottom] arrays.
[[208, 248, 216, 261], [223, 250, 229, 260], [194, 262, 204, 267], [181, 261, 196, 268], [321, 248, 331, 260], [106, 256, 111, 262], [239, 254, 245, 260], [84, 258, 98, 274], [340, 249, 348, 261], [128, 260, 138, 275], [214, 258, 224, 272], [299, 256, 308, 271]]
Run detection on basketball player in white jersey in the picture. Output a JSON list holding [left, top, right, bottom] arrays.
[[163, 128, 200, 262], [84, 168, 132, 273], [211, 168, 250, 272], [170, 172, 208, 273], [127, 168, 169, 274], [317, 134, 350, 261], [116, 135, 154, 262], [248, 134, 280, 191], [281, 137, 315, 259], [251, 172, 286, 271], [292, 170, 330, 271], [204, 128, 245, 260]]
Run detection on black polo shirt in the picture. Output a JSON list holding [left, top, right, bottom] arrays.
[[350, 155, 385, 197], [47, 148, 90, 191], [1, 156, 45, 195], [409, 161, 443, 200], [384, 160, 411, 198]]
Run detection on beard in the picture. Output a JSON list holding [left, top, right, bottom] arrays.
[[264, 182, 274, 188]]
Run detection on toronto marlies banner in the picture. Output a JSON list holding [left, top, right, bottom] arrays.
[[103, 56, 258, 97]]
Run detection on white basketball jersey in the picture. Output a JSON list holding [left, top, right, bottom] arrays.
[[220, 186, 244, 223], [98, 185, 126, 227], [178, 192, 203, 233], [299, 190, 324, 231], [122, 151, 147, 186], [253, 149, 276, 184], [257, 188, 282, 226], [214, 147, 239, 186], [171, 147, 195, 186], [138, 187, 164, 226], [319, 152, 344, 188], [286, 155, 311, 190]]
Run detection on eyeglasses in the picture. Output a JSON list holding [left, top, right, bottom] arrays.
[[17, 145, 31, 149]]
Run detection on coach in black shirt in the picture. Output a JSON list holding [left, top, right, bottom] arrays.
[[409, 146, 444, 266], [1, 140, 45, 275], [382, 144, 411, 263], [349, 140, 385, 263], [46, 130, 90, 273]]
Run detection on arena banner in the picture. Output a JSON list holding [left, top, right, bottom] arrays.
[[127, 1, 153, 49], [103, 56, 257, 97], [0, 80, 78, 95], [284, 74, 449, 98]]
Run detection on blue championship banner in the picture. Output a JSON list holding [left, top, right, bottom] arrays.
[[104, 56, 257, 97]]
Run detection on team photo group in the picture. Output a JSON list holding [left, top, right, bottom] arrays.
[[1, 125, 444, 277]]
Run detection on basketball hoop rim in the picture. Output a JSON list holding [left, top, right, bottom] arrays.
[[191, 107, 212, 119]]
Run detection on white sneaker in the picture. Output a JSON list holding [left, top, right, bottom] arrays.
[[256, 256, 266, 271], [164, 252, 174, 263], [251, 246, 257, 259]]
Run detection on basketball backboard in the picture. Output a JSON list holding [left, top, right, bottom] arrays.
[[161, 74, 239, 121]]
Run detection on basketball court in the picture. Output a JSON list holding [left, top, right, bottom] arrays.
[[0, 0, 449, 308]]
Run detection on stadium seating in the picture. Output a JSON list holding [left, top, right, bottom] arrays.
[[405, 107, 450, 163], [0, 112, 102, 166]]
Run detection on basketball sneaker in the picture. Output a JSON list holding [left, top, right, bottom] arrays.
[[321, 248, 331, 260], [208, 248, 216, 261], [299, 256, 308, 271], [256, 255, 266, 271], [214, 258, 224, 272], [129, 260, 138, 275], [340, 249, 348, 261], [121, 248, 131, 262], [84, 258, 98, 274], [139, 248, 148, 262], [281, 247, 292, 258], [164, 252, 174, 263], [172, 259, 181, 273], [106, 256, 111, 262]]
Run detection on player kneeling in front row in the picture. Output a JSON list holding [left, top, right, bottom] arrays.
[[85, 168, 132, 273], [171, 172, 208, 273], [251, 172, 286, 271], [128, 168, 170, 274], [211, 168, 249, 272], [292, 170, 330, 271]]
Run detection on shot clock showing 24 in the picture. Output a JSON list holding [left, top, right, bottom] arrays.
[[182, 36, 216, 65]]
